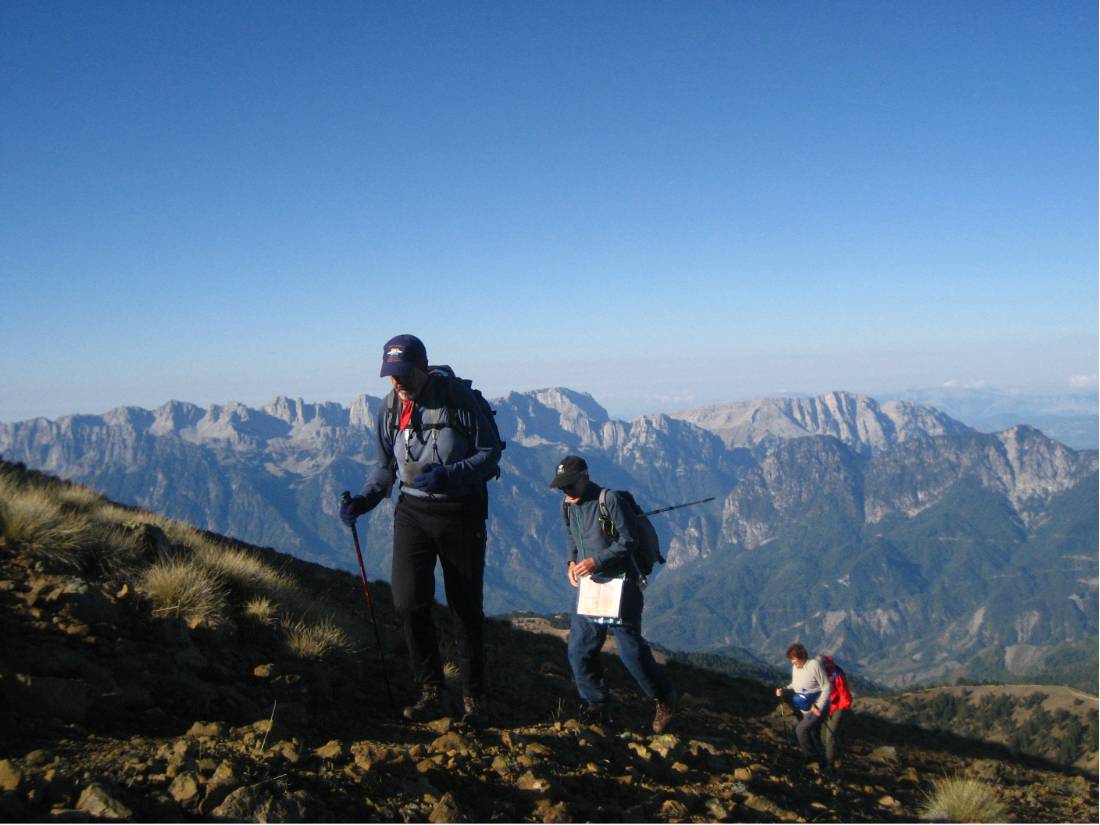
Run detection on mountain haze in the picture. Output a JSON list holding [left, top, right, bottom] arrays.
[[2, 389, 1095, 687]]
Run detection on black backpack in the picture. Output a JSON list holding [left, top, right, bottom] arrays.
[[385, 364, 506, 480], [562, 489, 665, 576]]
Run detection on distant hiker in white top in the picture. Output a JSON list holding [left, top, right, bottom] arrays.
[[775, 642, 832, 773]]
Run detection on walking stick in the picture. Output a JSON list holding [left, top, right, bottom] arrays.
[[642, 496, 716, 517], [341, 492, 398, 717]]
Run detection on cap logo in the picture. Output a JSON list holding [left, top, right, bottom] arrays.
[[557, 464, 565, 474]]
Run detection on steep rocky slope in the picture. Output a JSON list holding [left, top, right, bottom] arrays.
[[0, 461, 1096, 822]]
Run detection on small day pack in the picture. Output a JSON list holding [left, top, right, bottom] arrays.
[[562, 488, 664, 576], [819, 654, 854, 715]]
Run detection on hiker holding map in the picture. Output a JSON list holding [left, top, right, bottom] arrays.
[[551, 455, 676, 734]]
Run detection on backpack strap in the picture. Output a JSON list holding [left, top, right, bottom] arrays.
[[598, 488, 617, 540]]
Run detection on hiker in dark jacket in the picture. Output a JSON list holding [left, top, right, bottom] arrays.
[[776, 643, 832, 773], [551, 455, 676, 733], [340, 334, 501, 724]]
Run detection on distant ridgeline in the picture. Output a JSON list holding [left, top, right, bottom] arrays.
[[2, 389, 1096, 688]]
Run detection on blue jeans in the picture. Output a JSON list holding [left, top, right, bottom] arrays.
[[567, 581, 672, 706]]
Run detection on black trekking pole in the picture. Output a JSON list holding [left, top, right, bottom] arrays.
[[341, 491, 398, 717], [643, 496, 716, 516]]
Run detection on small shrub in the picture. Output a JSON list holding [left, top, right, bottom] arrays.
[[142, 557, 229, 627], [920, 775, 1006, 823], [284, 617, 352, 660]]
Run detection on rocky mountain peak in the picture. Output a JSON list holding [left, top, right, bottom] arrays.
[[671, 391, 974, 453]]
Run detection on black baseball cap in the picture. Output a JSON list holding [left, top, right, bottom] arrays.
[[380, 334, 428, 378], [549, 455, 588, 489]]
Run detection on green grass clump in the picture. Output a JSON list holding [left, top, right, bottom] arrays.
[[142, 557, 229, 628], [919, 775, 1006, 823]]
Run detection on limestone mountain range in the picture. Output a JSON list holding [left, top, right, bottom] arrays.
[[2, 389, 1096, 687]]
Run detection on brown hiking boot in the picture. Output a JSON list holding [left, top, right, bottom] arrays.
[[652, 693, 676, 734], [402, 685, 448, 722]]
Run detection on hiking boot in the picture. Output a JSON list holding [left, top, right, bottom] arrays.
[[652, 692, 677, 734], [578, 702, 609, 725], [402, 685, 448, 722], [461, 695, 486, 727]]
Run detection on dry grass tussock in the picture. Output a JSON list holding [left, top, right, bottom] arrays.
[[141, 557, 229, 628], [0, 477, 147, 574], [919, 775, 1006, 823], [244, 595, 277, 625], [1, 462, 357, 636], [284, 616, 353, 660]]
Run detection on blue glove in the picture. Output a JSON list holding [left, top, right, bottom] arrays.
[[412, 463, 451, 493], [340, 494, 369, 527]]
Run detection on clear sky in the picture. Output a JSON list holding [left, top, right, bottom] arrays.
[[2, 0, 1096, 422]]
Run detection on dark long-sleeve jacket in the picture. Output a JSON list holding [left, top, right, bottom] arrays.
[[358, 376, 501, 511], [562, 483, 641, 579]]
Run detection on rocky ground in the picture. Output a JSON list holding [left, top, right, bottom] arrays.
[[0, 465, 1096, 822]]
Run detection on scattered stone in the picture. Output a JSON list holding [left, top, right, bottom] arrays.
[[75, 784, 133, 820], [627, 742, 652, 761], [253, 663, 276, 678], [315, 740, 344, 760], [878, 795, 898, 808], [427, 718, 453, 735], [429, 732, 471, 756], [0, 761, 23, 793], [516, 771, 552, 792], [186, 721, 224, 738], [534, 798, 569, 822], [671, 761, 690, 774], [525, 742, 553, 758], [649, 734, 680, 759], [25, 752, 53, 774], [705, 798, 728, 819], [491, 756, 511, 776], [429, 791, 459, 823], [659, 798, 689, 821], [168, 772, 201, 803], [733, 767, 753, 782]]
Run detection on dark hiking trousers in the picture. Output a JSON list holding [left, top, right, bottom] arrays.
[[794, 708, 825, 762], [392, 494, 486, 697], [822, 708, 850, 766]]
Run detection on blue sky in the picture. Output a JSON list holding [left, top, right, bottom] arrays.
[[2, 0, 1096, 422]]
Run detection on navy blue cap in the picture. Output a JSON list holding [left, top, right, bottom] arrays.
[[380, 334, 428, 378]]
